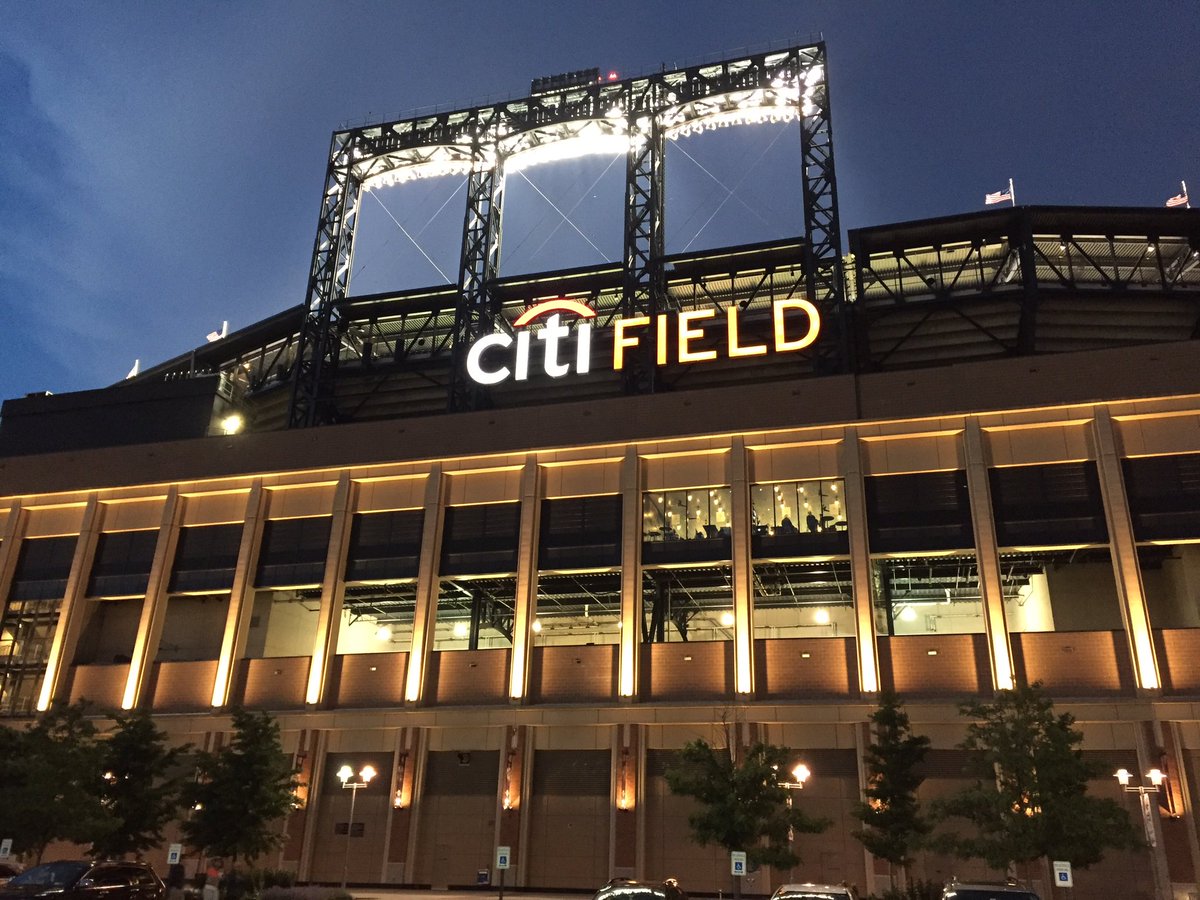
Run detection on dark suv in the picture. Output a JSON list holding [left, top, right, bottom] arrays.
[[0, 861, 165, 900]]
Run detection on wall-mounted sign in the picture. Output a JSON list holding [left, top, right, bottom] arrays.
[[466, 297, 821, 386]]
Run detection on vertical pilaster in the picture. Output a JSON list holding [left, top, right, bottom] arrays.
[[404, 730, 430, 882], [37, 494, 102, 711], [509, 456, 542, 701], [494, 725, 529, 886], [840, 430, 879, 693], [1092, 408, 1161, 691], [729, 437, 755, 695], [610, 723, 641, 877], [211, 481, 268, 708], [296, 728, 330, 882], [618, 447, 642, 698], [405, 466, 446, 705], [0, 500, 28, 608], [123, 487, 183, 710], [1134, 721, 1173, 900], [383, 726, 421, 882], [855, 720, 881, 896], [963, 420, 1015, 690], [306, 471, 356, 705]]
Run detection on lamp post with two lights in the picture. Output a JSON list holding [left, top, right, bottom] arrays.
[[337, 764, 377, 889]]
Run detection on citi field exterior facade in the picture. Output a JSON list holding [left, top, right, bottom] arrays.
[[2, 40, 1200, 900]]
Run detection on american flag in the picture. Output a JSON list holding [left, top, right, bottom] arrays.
[[985, 189, 1012, 205], [1166, 192, 1189, 208]]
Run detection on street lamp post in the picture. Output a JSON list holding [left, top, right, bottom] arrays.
[[1114, 767, 1169, 900], [338, 764, 377, 890], [778, 762, 811, 841]]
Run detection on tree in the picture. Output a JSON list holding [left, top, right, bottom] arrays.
[[665, 739, 829, 899], [0, 702, 113, 862], [182, 708, 300, 866], [933, 683, 1141, 887], [93, 709, 190, 859], [851, 692, 931, 890]]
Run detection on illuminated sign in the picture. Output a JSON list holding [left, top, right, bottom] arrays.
[[466, 298, 820, 386]]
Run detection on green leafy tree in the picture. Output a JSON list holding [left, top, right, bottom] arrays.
[[182, 708, 300, 866], [851, 692, 931, 890], [933, 683, 1141, 884], [0, 702, 113, 862], [665, 739, 829, 899], [93, 709, 190, 859]]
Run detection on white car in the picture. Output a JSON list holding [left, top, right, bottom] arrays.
[[942, 881, 1040, 900], [770, 883, 857, 900]]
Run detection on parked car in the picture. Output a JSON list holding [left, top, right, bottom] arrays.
[[0, 861, 165, 900], [942, 881, 1040, 900], [593, 877, 688, 900], [770, 883, 857, 900], [0, 865, 22, 887]]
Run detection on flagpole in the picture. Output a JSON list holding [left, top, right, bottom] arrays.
[[1009, 177, 1016, 207]]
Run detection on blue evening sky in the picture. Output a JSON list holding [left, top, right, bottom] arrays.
[[0, 1, 1196, 403]]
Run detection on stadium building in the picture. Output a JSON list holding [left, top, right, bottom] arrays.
[[2, 40, 1200, 899]]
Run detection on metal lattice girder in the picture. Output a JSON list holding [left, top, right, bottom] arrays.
[[449, 160, 507, 411], [621, 113, 665, 394], [288, 131, 363, 427], [797, 43, 846, 372], [288, 40, 841, 424]]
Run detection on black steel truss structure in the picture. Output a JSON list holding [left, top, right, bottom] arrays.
[[286, 40, 842, 425]]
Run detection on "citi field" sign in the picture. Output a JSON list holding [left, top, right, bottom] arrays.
[[466, 298, 821, 386]]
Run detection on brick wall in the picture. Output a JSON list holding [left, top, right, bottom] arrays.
[[527, 644, 616, 704], [755, 637, 858, 699], [333, 652, 408, 707], [237, 656, 309, 709], [426, 648, 509, 706], [149, 660, 217, 711], [877, 633, 989, 697], [68, 663, 128, 709], [1154, 629, 1200, 694], [642, 641, 732, 701], [1010, 630, 1133, 696]]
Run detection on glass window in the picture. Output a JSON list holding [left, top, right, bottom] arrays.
[[345, 510, 424, 582], [642, 565, 733, 642], [1002, 549, 1123, 633], [989, 462, 1107, 546], [751, 479, 848, 557], [243, 589, 320, 658], [1124, 453, 1200, 541], [73, 598, 142, 665], [87, 531, 158, 598], [170, 524, 242, 594], [642, 488, 731, 565], [158, 595, 229, 661], [440, 503, 520, 575], [10, 536, 77, 601], [1138, 544, 1200, 630], [256, 517, 331, 588], [533, 572, 620, 645], [866, 471, 973, 553], [873, 555, 985, 635], [336, 582, 418, 654], [539, 496, 621, 569], [0, 596, 60, 715], [752, 560, 854, 638], [434, 576, 515, 650]]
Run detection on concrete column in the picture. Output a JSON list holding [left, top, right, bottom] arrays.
[[0, 500, 28, 607], [610, 722, 642, 878], [494, 724, 530, 886], [855, 719, 881, 896], [122, 487, 184, 710], [404, 728, 431, 882], [37, 494, 103, 711], [509, 456, 542, 701], [211, 481, 268, 708], [1092, 408, 1161, 691], [618, 446, 642, 699], [840, 429, 880, 693], [296, 728, 330, 882], [963, 420, 1015, 690], [405, 465, 447, 705], [729, 436, 755, 695], [382, 725, 421, 882], [305, 471, 356, 706], [1134, 721, 1173, 900]]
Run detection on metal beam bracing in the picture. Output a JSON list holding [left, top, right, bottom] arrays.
[[797, 43, 846, 373], [449, 155, 507, 412], [288, 131, 362, 427], [287, 40, 839, 424]]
